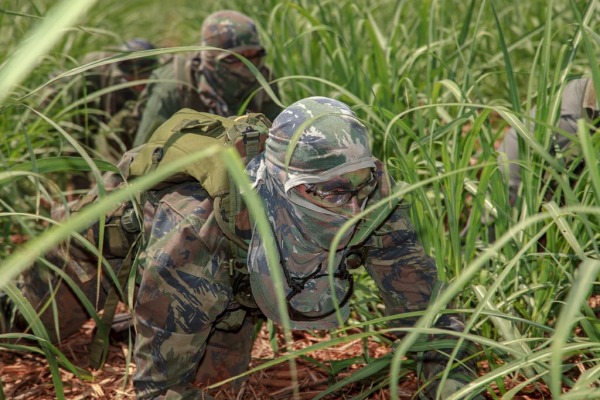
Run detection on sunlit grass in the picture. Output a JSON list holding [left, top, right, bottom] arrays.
[[1, 0, 600, 398]]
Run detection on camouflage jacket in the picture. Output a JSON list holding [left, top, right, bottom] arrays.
[[498, 78, 599, 204], [133, 158, 439, 399], [132, 54, 281, 148]]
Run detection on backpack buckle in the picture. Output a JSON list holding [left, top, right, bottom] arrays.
[[242, 127, 261, 161], [242, 127, 260, 143]]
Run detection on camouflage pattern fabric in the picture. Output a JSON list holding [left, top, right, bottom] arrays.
[[132, 56, 279, 147], [5, 149, 153, 343], [247, 96, 377, 329], [200, 10, 266, 105], [498, 78, 599, 205], [78, 51, 136, 117], [134, 181, 254, 399], [12, 246, 110, 343], [113, 39, 159, 78], [132, 10, 281, 147], [133, 97, 475, 399], [200, 10, 262, 50], [38, 50, 144, 188], [30, 39, 160, 171]]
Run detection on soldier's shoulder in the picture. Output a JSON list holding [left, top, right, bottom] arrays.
[[145, 55, 194, 94], [151, 58, 176, 78], [158, 182, 211, 217], [564, 77, 589, 93]]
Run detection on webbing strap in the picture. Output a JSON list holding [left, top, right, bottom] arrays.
[[225, 125, 262, 262], [214, 196, 249, 252], [89, 233, 140, 370], [243, 127, 261, 162]]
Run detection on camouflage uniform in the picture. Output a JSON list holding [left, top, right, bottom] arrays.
[[498, 78, 599, 205], [132, 10, 281, 148], [133, 97, 481, 399], [6, 148, 156, 343], [0, 142, 160, 343]]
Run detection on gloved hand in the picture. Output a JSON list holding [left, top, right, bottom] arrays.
[[423, 377, 486, 400], [416, 315, 486, 400]]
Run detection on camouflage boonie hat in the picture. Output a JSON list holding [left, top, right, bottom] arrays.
[[201, 10, 263, 51]]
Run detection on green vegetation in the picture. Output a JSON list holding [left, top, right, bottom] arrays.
[[1, 0, 599, 398]]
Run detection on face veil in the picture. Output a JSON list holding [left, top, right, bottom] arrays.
[[246, 96, 376, 329]]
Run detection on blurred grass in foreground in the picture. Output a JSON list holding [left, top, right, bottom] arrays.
[[1, 0, 600, 398]]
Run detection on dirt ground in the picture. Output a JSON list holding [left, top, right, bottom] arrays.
[[6, 297, 598, 400], [1, 320, 420, 400], [5, 294, 599, 399]]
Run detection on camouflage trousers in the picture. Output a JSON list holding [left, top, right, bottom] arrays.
[[9, 245, 123, 343], [415, 314, 483, 400], [194, 316, 256, 390]]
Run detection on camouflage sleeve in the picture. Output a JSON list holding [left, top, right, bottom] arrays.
[[362, 204, 483, 392], [363, 204, 438, 329], [133, 83, 168, 147], [362, 198, 482, 393], [133, 182, 233, 399]]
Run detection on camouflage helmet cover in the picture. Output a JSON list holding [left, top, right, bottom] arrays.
[[116, 38, 159, 76], [201, 10, 263, 52], [120, 38, 156, 52], [265, 96, 375, 192]]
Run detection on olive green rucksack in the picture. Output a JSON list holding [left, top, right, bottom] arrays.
[[129, 107, 271, 255], [89, 108, 271, 368]]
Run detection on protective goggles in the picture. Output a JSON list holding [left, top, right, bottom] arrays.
[[117, 57, 158, 76], [211, 48, 266, 66], [303, 172, 378, 208]]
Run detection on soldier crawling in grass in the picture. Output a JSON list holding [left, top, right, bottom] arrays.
[[1, 96, 484, 399], [132, 96, 485, 400], [132, 9, 282, 148], [2, 12, 483, 397], [498, 77, 600, 206], [0, 9, 283, 345]]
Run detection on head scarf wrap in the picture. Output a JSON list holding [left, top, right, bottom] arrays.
[[247, 96, 376, 329], [198, 10, 264, 105]]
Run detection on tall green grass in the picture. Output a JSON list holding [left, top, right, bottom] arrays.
[[1, 0, 600, 398]]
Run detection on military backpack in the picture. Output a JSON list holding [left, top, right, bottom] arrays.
[[79, 108, 271, 368]]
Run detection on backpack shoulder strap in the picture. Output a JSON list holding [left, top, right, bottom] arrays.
[[213, 114, 271, 263], [173, 55, 202, 109]]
